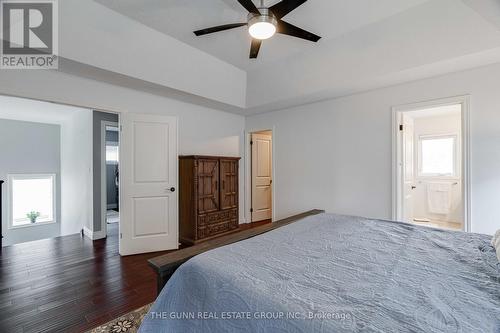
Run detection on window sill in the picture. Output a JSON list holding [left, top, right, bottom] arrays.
[[417, 175, 460, 181], [8, 220, 57, 230]]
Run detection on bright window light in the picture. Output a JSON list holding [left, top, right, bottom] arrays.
[[10, 174, 55, 227], [419, 136, 456, 176], [106, 145, 119, 163]]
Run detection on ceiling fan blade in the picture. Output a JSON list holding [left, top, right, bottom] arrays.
[[270, 0, 307, 19], [277, 20, 321, 42], [237, 0, 260, 15], [194, 23, 247, 36], [250, 39, 262, 59]]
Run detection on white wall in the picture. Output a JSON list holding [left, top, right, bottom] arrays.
[[0, 69, 246, 225], [411, 114, 462, 223], [61, 109, 93, 235], [246, 63, 500, 235], [0, 119, 61, 246]]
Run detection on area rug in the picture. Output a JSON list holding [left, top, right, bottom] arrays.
[[87, 303, 151, 333]]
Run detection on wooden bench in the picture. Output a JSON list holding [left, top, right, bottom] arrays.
[[148, 209, 324, 295]]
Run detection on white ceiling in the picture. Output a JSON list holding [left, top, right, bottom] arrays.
[[94, 0, 429, 70], [46, 0, 500, 115], [0, 95, 89, 125], [245, 0, 500, 112]]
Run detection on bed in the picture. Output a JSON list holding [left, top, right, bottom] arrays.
[[140, 213, 500, 333]]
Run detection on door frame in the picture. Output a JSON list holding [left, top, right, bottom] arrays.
[[245, 127, 276, 223], [392, 95, 471, 232], [100, 120, 119, 238]]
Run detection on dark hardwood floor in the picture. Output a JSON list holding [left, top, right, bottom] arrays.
[[0, 219, 271, 333]]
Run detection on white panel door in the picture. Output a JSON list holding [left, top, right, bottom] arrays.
[[251, 133, 272, 222], [402, 114, 415, 223], [119, 113, 178, 255]]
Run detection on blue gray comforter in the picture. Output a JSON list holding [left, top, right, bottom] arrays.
[[139, 213, 500, 333]]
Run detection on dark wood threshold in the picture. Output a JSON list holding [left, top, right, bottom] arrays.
[[148, 209, 324, 295]]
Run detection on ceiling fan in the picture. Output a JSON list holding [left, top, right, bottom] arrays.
[[194, 0, 321, 59]]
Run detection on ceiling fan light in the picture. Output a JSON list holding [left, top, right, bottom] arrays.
[[249, 21, 276, 40]]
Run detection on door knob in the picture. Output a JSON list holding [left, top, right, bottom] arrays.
[[411, 186, 417, 190], [169, 187, 176, 192]]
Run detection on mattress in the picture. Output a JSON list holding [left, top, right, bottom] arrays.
[[139, 213, 500, 333]]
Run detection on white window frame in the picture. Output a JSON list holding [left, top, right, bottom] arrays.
[[8, 173, 57, 229], [417, 134, 459, 178]]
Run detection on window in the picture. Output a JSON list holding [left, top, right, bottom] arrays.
[[418, 135, 457, 177], [9, 174, 56, 228], [106, 145, 119, 164]]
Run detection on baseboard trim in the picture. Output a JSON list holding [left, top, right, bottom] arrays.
[[83, 227, 106, 240], [82, 227, 92, 240]]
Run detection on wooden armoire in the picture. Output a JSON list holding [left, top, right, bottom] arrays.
[[179, 156, 240, 245]]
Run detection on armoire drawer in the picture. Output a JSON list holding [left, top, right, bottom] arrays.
[[198, 219, 239, 239], [198, 208, 238, 226]]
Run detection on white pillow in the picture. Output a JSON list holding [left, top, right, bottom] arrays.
[[491, 230, 500, 261], [491, 229, 500, 247], [495, 241, 500, 261], [492, 231, 500, 261]]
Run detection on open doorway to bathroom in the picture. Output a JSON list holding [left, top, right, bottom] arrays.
[[102, 120, 120, 237], [394, 98, 469, 232]]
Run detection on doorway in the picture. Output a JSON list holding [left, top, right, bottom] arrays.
[[249, 130, 273, 223], [0, 95, 92, 247], [102, 122, 120, 237], [393, 97, 470, 232]]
